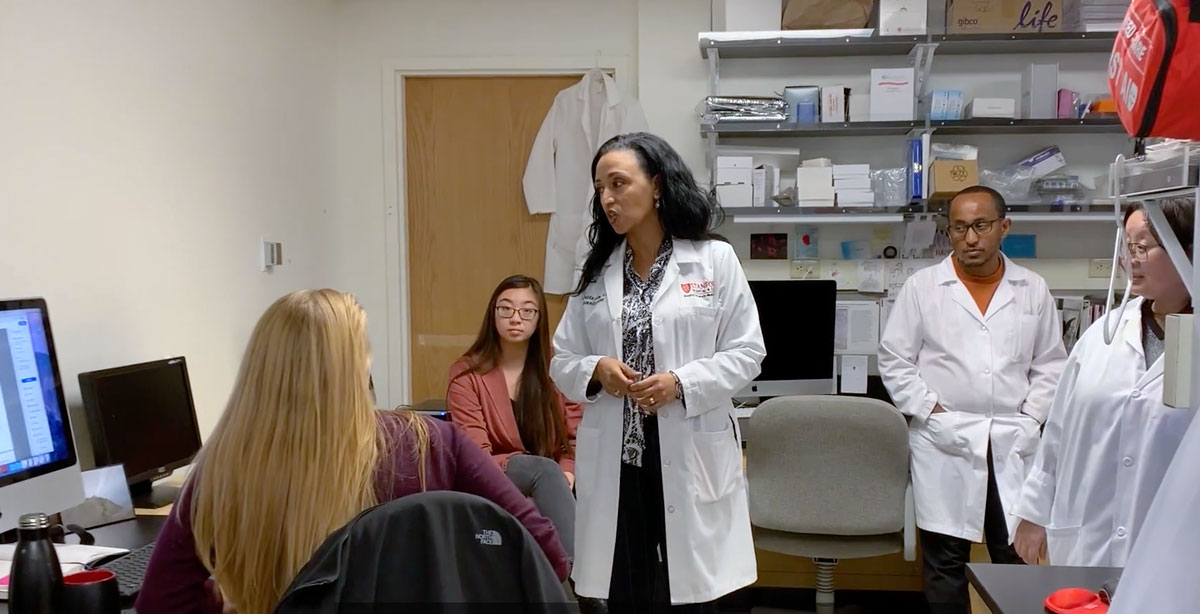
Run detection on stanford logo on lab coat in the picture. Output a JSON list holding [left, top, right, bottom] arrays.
[[681, 281, 715, 298]]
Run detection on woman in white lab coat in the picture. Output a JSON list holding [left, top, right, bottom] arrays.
[[1012, 198, 1195, 567], [551, 132, 765, 613]]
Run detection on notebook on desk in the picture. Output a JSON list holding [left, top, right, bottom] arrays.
[[0, 543, 129, 599]]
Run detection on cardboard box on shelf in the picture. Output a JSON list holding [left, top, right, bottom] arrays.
[[870, 68, 916, 122], [967, 98, 1016, 118], [821, 86, 849, 123], [880, 0, 929, 35], [930, 160, 979, 197], [946, 0, 1065, 34], [712, 0, 783, 32]]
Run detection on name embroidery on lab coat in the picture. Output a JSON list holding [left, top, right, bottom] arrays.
[[680, 281, 715, 298], [582, 294, 605, 306]]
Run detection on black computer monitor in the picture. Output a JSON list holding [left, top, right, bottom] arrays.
[[737, 279, 837, 397], [79, 356, 202, 508]]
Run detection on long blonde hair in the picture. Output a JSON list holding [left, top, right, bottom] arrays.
[[188, 289, 428, 614]]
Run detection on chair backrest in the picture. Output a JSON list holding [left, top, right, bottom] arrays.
[[745, 395, 909, 537], [275, 491, 567, 613]]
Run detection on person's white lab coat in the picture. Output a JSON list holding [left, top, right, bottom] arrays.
[[878, 256, 1067, 542], [522, 69, 649, 294], [1013, 297, 1197, 566], [550, 239, 765, 604], [1108, 402, 1200, 614]]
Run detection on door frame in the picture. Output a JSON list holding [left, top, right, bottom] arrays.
[[381, 55, 634, 407]]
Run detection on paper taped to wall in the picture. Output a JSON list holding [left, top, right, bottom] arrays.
[[835, 300, 880, 355]]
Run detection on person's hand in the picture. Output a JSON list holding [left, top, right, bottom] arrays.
[[592, 358, 639, 398], [1013, 519, 1048, 565], [628, 373, 677, 415], [563, 471, 575, 490]]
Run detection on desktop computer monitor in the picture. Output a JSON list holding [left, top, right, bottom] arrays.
[[737, 279, 837, 398], [79, 356, 202, 508], [0, 298, 85, 532]]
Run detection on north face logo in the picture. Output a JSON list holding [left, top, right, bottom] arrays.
[[475, 529, 502, 546]]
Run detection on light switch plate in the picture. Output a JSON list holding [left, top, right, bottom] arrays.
[[791, 259, 820, 279]]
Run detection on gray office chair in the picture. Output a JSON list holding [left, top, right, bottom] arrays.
[[746, 395, 915, 614]]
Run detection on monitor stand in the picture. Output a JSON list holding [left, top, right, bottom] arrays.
[[130, 481, 180, 509]]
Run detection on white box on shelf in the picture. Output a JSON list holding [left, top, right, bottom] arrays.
[[716, 183, 753, 208], [712, 0, 783, 31], [716, 155, 754, 169], [821, 86, 848, 123], [880, 0, 928, 35], [849, 94, 870, 122], [870, 68, 915, 121], [753, 165, 779, 207], [835, 176, 872, 189], [796, 167, 834, 205], [1022, 63, 1060, 119], [833, 164, 871, 176], [967, 98, 1016, 119]]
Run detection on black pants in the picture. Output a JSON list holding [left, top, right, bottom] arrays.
[[608, 417, 717, 614], [920, 446, 1024, 614]]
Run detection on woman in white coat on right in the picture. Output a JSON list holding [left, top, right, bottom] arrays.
[[1011, 197, 1195, 567]]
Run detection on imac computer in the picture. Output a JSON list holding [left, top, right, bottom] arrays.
[[737, 279, 837, 398], [0, 298, 85, 533], [79, 356, 202, 508]]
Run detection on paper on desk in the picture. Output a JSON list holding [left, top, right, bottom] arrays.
[[835, 300, 880, 354], [840, 355, 869, 394], [858, 260, 885, 293]]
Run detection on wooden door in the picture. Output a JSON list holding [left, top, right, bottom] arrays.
[[405, 75, 579, 403]]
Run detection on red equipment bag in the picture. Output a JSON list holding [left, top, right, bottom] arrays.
[[1109, 0, 1200, 140]]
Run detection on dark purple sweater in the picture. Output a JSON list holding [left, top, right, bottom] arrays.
[[135, 414, 569, 614]]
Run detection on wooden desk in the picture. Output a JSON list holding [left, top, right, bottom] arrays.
[[967, 563, 1121, 614]]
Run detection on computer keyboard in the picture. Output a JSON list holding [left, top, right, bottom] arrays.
[[93, 542, 156, 600]]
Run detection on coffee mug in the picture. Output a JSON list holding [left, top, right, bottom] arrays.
[[63, 569, 120, 614]]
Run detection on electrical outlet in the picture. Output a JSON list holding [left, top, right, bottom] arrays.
[[1089, 258, 1113, 279], [791, 259, 819, 279]]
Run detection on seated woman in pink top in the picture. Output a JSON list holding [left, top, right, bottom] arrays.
[[135, 290, 567, 614], [448, 275, 582, 562]]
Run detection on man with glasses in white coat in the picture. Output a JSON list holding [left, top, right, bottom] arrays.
[[879, 186, 1069, 614]]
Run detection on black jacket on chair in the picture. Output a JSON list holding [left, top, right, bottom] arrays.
[[273, 490, 570, 614]]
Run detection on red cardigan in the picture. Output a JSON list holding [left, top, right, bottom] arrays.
[[447, 357, 583, 474]]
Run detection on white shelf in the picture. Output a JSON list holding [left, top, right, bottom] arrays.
[[731, 213, 903, 224], [727, 210, 1117, 225]]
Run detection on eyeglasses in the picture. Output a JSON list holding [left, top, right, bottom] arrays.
[[495, 306, 539, 321], [947, 218, 1001, 238], [1125, 241, 1160, 262]]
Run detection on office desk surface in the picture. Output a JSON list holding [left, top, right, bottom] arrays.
[[967, 563, 1121, 614], [1, 515, 166, 613]]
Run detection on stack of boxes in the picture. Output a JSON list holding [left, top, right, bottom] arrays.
[[834, 165, 873, 207]]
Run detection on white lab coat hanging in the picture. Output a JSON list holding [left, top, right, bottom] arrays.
[[523, 69, 649, 294], [550, 240, 766, 604], [878, 256, 1068, 542], [1013, 297, 1198, 566]]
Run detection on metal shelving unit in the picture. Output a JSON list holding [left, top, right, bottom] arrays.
[[698, 31, 1115, 59], [725, 205, 1117, 224], [700, 28, 1127, 223], [702, 118, 1125, 138]]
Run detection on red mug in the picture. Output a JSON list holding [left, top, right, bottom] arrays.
[[64, 569, 121, 614]]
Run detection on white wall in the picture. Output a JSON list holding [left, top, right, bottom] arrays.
[[0, 0, 337, 456], [330, 0, 639, 407]]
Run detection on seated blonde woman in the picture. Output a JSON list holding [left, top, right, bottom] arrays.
[[136, 290, 568, 614]]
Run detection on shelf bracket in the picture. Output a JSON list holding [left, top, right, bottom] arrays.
[[910, 42, 938, 128], [708, 47, 720, 97]]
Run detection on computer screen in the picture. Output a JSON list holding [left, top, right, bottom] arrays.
[[737, 279, 837, 397], [0, 298, 83, 532], [0, 303, 75, 480], [79, 357, 202, 488]]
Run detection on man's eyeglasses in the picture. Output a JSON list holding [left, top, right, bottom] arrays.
[[947, 218, 1001, 238], [496, 306, 539, 321], [1125, 241, 1160, 262]]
